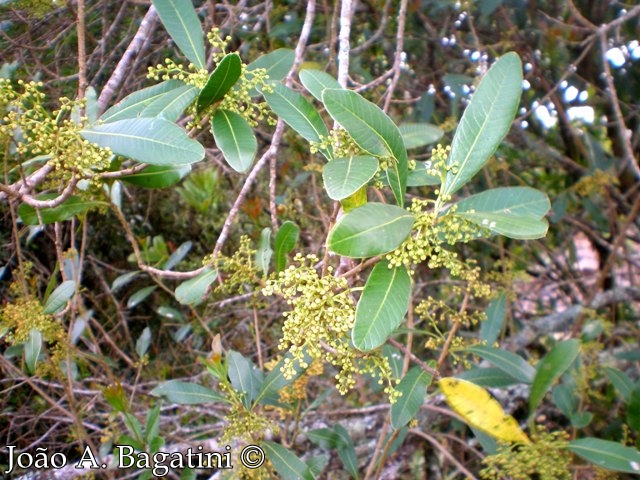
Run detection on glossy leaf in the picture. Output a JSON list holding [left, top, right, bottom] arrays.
[[18, 196, 104, 225], [111, 271, 141, 293], [604, 366, 634, 403], [407, 162, 441, 187], [327, 203, 415, 258], [568, 438, 640, 474], [334, 424, 359, 478], [353, 260, 411, 350], [255, 228, 272, 275], [25, 329, 42, 375], [197, 53, 242, 112], [457, 367, 521, 388], [439, 377, 531, 444], [323, 88, 408, 206], [139, 84, 198, 121], [466, 344, 535, 384], [152, 0, 205, 69], [398, 122, 443, 149], [455, 187, 550, 239], [529, 339, 581, 414], [322, 156, 378, 200], [227, 350, 264, 408], [136, 326, 152, 358], [263, 83, 330, 156], [127, 285, 157, 308], [99, 80, 185, 123], [274, 221, 299, 272], [441, 52, 523, 197], [122, 164, 191, 189], [299, 68, 341, 101], [211, 109, 257, 172], [81, 118, 205, 166], [43, 280, 76, 314], [247, 48, 294, 88], [391, 366, 433, 429], [150, 380, 227, 404], [627, 385, 640, 431], [480, 292, 507, 344], [174, 268, 218, 305], [261, 441, 313, 480], [163, 241, 193, 271]]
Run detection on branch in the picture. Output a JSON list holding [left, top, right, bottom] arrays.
[[382, 0, 409, 112], [337, 0, 354, 87], [97, 4, 158, 114]]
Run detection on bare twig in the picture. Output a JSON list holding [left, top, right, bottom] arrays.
[[382, 0, 409, 112], [337, 0, 354, 87], [97, 5, 158, 113], [75, 0, 88, 102]]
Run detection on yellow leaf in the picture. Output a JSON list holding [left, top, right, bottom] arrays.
[[439, 377, 531, 444]]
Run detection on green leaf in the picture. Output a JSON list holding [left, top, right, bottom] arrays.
[[127, 285, 157, 308], [466, 344, 535, 384], [163, 241, 193, 271], [150, 380, 227, 404], [391, 366, 433, 429], [570, 411, 593, 429], [328, 203, 415, 258], [454, 186, 550, 239], [152, 0, 205, 69], [441, 52, 523, 197], [111, 271, 141, 293], [136, 326, 152, 358], [480, 292, 507, 344], [299, 68, 342, 101], [323, 88, 408, 206], [197, 53, 242, 112], [174, 268, 217, 305], [552, 384, 578, 419], [139, 84, 198, 121], [407, 162, 441, 187], [255, 228, 272, 275], [322, 156, 378, 200], [211, 109, 257, 172], [398, 123, 443, 149], [261, 441, 313, 480], [18, 196, 104, 225], [334, 424, 359, 479], [43, 280, 76, 314], [121, 164, 191, 189], [247, 48, 294, 91], [353, 261, 411, 350], [457, 367, 521, 388], [529, 339, 581, 414], [274, 221, 299, 272], [81, 118, 204, 166], [99, 80, 185, 123], [568, 438, 640, 474], [227, 350, 264, 409], [604, 367, 634, 403], [307, 428, 341, 448], [25, 328, 42, 375], [263, 83, 330, 156], [627, 385, 640, 431]]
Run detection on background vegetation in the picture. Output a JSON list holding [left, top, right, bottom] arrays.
[[1, 0, 640, 478]]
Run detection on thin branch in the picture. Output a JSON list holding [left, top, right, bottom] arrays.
[[382, 0, 409, 112], [213, 120, 286, 258], [97, 4, 157, 113], [0, 175, 78, 209], [337, 0, 354, 87], [409, 429, 480, 480], [75, 0, 88, 101]]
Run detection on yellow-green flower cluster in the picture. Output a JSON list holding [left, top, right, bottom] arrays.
[[386, 199, 488, 271], [206, 236, 260, 295], [147, 29, 274, 130], [263, 254, 400, 400], [221, 402, 278, 444], [310, 128, 366, 158], [481, 430, 572, 480], [0, 79, 112, 180]]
